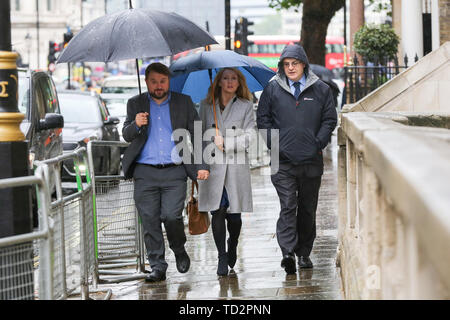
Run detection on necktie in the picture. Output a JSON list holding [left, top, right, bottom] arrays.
[[293, 82, 301, 100]]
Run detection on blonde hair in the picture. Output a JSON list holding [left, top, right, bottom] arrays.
[[205, 68, 253, 105]]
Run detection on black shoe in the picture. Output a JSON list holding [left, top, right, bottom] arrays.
[[227, 238, 237, 268], [175, 250, 191, 273], [298, 256, 313, 269], [217, 253, 229, 276], [281, 254, 296, 274], [145, 269, 166, 282]]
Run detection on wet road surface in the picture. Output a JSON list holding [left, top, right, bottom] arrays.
[[95, 135, 342, 300]]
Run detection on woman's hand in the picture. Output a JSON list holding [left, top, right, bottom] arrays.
[[197, 170, 210, 180], [214, 135, 224, 152]]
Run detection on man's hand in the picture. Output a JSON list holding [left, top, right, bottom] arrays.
[[135, 112, 149, 127], [197, 170, 209, 180]]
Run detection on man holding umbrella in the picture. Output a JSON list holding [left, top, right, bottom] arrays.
[[122, 62, 210, 282], [257, 44, 337, 274]]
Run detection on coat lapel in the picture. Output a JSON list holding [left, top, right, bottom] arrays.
[[220, 96, 236, 121], [213, 99, 225, 134], [138, 93, 150, 138], [169, 93, 178, 131]]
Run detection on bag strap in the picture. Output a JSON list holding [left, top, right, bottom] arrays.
[[190, 180, 199, 201], [208, 71, 219, 136]]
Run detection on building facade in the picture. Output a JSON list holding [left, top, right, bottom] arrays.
[[393, 0, 449, 63], [11, 0, 105, 69]]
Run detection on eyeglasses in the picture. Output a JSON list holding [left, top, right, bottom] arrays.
[[283, 61, 302, 68]]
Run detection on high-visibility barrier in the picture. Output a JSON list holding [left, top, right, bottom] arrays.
[[87, 141, 147, 283]]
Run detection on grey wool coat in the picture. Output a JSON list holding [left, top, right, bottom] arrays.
[[197, 96, 256, 213]]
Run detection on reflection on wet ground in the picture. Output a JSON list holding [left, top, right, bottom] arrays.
[[100, 135, 342, 300]]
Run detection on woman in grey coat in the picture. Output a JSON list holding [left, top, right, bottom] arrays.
[[198, 68, 256, 276]]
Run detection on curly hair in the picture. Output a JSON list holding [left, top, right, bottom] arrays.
[[205, 68, 252, 105]]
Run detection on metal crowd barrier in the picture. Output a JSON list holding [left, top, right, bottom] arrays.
[[34, 148, 111, 300], [0, 167, 53, 300], [87, 141, 147, 284]]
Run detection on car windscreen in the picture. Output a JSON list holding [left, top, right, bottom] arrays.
[[104, 99, 128, 117], [101, 87, 141, 94], [58, 95, 102, 123]]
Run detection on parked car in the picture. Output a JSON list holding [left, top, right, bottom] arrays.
[[18, 68, 65, 227], [57, 90, 121, 181], [18, 68, 65, 167], [100, 75, 146, 94], [100, 92, 133, 143]]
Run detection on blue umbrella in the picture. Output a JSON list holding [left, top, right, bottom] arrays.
[[169, 50, 275, 103]]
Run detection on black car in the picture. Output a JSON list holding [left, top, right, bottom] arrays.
[[18, 68, 65, 227], [57, 91, 121, 181], [18, 69, 64, 168]]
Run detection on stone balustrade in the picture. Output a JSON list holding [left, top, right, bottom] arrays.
[[337, 112, 450, 299]]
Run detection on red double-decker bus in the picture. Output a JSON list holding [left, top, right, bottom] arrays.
[[247, 35, 346, 70]]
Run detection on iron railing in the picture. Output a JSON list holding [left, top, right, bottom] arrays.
[[344, 54, 418, 104]]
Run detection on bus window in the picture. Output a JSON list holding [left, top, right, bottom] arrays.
[[326, 43, 344, 54], [248, 44, 257, 54], [275, 44, 285, 53]]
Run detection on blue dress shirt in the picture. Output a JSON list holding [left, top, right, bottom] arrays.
[[136, 93, 182, 165], [288, 74, 306, 97]]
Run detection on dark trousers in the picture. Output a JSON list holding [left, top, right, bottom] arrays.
[[133, 164, 187, 273], [210, 187, 242, 270], [271, 162, 322, 257]]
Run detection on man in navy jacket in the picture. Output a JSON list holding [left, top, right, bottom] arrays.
[[257, 44, 337, 274]]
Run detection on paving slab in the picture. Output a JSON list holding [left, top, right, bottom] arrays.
[[94, 134, 342, 300]]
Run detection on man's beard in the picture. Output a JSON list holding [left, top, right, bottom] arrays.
[[150, 89, 168, 100]]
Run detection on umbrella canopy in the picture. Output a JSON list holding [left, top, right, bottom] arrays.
[[57, 8, 217, 63], [309, 64, 340, 106], [169, 50, 276, 103], [309, 64, 336, 83]]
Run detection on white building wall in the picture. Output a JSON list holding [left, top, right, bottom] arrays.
[[401, 0, 424, 62], [10, 0, 105, 70]]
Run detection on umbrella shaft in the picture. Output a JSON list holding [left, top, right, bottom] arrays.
[[135, 58, 142, 95]]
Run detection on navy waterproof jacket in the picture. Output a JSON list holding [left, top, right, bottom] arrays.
[[257, 44, 338, 168]]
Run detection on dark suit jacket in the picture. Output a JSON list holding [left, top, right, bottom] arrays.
[[121, 91, 209, 180]]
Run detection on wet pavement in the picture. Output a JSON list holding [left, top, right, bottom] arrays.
[[96, 134, 342, 300]]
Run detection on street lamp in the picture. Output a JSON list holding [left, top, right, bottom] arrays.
[[0, 0, 33, 299]]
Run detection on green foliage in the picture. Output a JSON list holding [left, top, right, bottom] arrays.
[[367, 0, 392, 17], [268, 0, 303, 12], [353, 24, 399, 62]]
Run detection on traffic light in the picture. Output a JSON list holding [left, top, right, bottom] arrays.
[[63, 31, 73, 49], [242, 17, 254, 56], [234, 19, 244, 55], [48, 41, 60, 64]]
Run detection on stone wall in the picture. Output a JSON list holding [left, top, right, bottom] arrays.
[[338, 41, 450, 299], [337, 112, 450, 299], [440, 0, 450, 44]]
